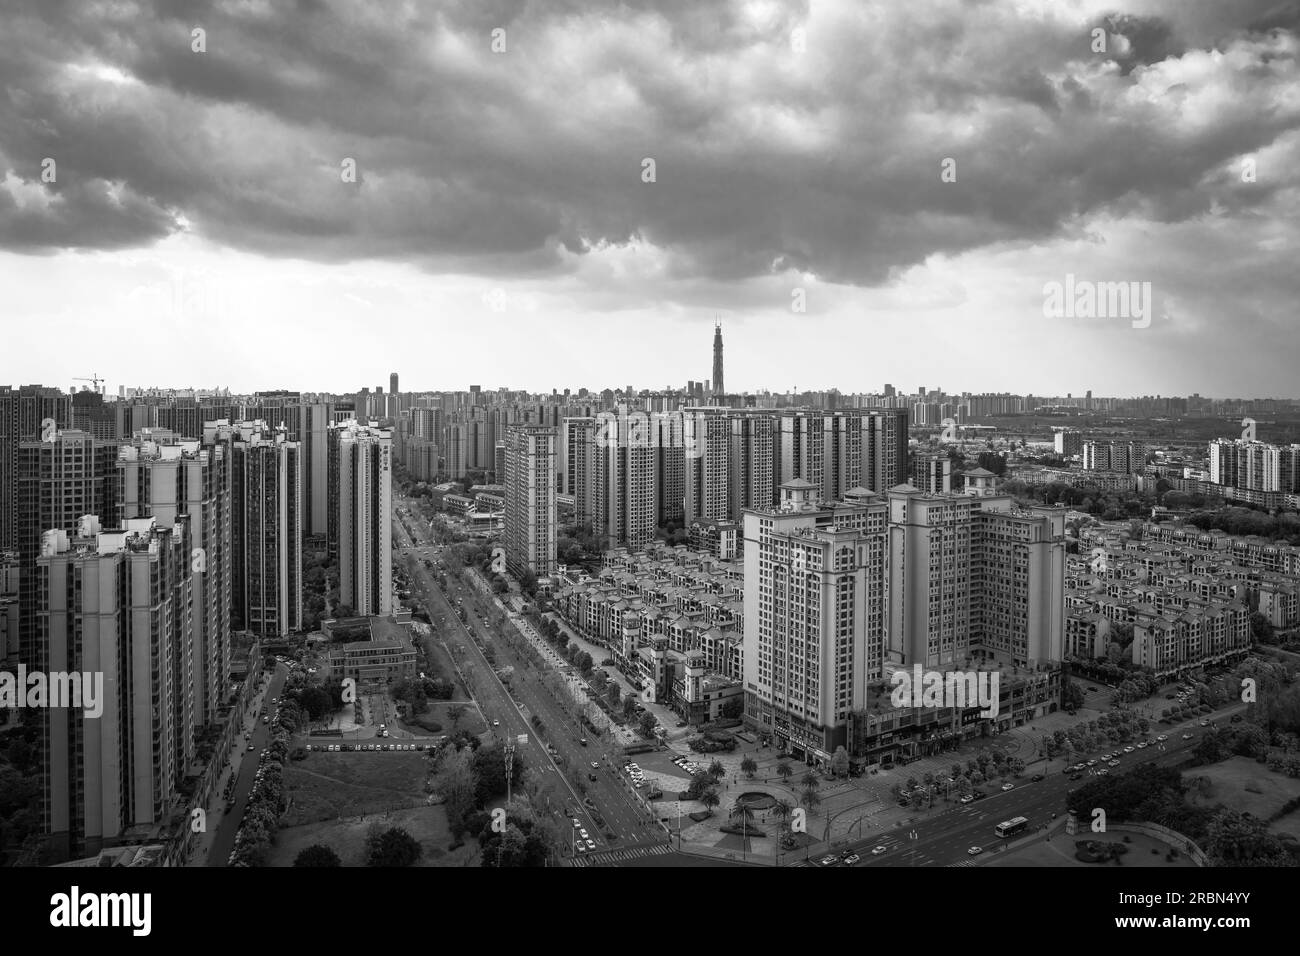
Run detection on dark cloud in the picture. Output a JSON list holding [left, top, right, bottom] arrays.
[[0, 0, 1296, 290]]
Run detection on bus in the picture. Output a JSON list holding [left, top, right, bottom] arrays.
[[994, 816, 1029, 838]]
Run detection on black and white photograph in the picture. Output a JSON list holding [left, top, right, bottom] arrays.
[[0, 0, 1296, 935]]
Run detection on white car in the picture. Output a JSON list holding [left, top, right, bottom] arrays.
[[585, 839, 596, 849], [579, 828, 588, 839], [1136, 742, 1148, 749], [1123, 746, 1135, 753], [1157, 734, 1168, 741], [1001, 782, 1014, 792], [967, 846, 983, 856], [871, 845, 888, 855]]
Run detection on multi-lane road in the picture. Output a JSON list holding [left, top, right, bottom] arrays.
[[392, 495, 660, 858], [805, 710, 1237, 868]]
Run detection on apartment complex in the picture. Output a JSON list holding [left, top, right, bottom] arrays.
[[1208, 439, 1300, 494], [118, 432, 232, 727], [335, 421, 393, 617], [1082, 440, 1145, 473], [504, 424, 557, 577], [204, 420, 302, 637], [742, 480, 889, 761], [37, 516, 195, 858]]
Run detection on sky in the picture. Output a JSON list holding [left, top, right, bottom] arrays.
[[1, 0, 1298, 398]]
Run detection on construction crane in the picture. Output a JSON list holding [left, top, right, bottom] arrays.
[[72, 373, 105, 395]]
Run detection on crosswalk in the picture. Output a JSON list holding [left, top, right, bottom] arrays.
[[947, 858, 981, 867], [568, 844, 675, 867]]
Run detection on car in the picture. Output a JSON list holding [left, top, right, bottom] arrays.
[[1199, 719, 1209, 727], [959, 794, 975, 804], [1108, 760, 1120, 767], [579, 738, 588, 746], [247, 743, 256, 751], [1097, 768, 1110, 776], [575, 843, 588, 853], [872, 845, 889, 855], [1123, 746, 1135, 753], [972, 792, 986, 801], [590, 761, 600, 769], [967, 846, 983, 856], [585, 839, 596, 850], [1086, 759, 1097, 767], [1157, 734, 1168, 741], [1182, 733, 1194, 740], [1001, 782, 1014, 791], [1231, 714, 1243, 723], [1069, 773, 1082, 781], [262, 715, 269, 724], [1030, 774, 1044, 782], [1137, 742, 1148, 749], [843, 853, 861, 865], [270, 697, 277, 704], [589, 773, 598, 781], [243, 731, 251, 740], [492, 720, 500, 727], [818, 855, 838, 867], [571, 818, 581, 828]]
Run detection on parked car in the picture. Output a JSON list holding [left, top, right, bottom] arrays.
[[1001, 783, 1014, 791], [818, 855, 838, 867]]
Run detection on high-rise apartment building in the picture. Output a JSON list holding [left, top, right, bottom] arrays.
[[38, 515, 195, 858], [910, 452, 952, 493], [118, 432, 232, 726], [336, 421, 393, 617], [16, 429, 121, 665], [1209, 439, 1300, 493], [1082, 440, 1144, 474], [205, 420, 302, 637], [288, 402, 335, 537], [592, 409, 658, 550], [742, 481, 888, 762], [885, 485, 1065, 670], [504, 424, 557, 578], [0, 385, 73, 551]]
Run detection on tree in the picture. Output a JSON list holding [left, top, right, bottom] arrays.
[[622, 696, 637, 718], [294, 844, 341, 867], [638, 712, 658, 739], [708, 759, 726, 781], [367, 827, 423, 867], [447, 704, 466, 731], [607, 684, 621, 708], [740, 756, 758, 779], [720, 697, 744, 720], [777, 762, 793, 785], [333, 604, 356, 619], [700, 789, 721, 817]]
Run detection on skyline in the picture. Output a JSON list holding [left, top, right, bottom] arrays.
[[1, 0, 1298, 395]]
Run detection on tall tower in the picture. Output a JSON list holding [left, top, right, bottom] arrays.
[[712, 320, 724, 397]]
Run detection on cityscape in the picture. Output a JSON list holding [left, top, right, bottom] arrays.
[[0, 0, 1295, 933]]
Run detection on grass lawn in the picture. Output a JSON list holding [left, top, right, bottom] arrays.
[[1184, 756, 1300, 840], [267, 803, 478, 867], [280, 752, 431, 827]]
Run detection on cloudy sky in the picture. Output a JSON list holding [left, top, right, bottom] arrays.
[[1, 0, 1297, 397]]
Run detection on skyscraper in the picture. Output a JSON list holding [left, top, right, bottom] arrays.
[[336, 421, 393, 617], [0, 384, 73, 551], [205, 420, 302, 637], [390, 372, 399, 395], [39, 515, 195, 858], [118, 433, 232, 727], [504, 424, 557, 578], [712, 321, 725, 397], [742, 481, 888, 761]]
